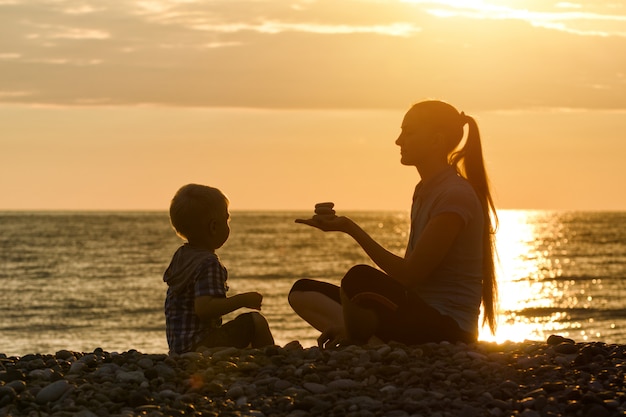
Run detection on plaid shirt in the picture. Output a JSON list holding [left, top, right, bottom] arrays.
[[164, 245, 228, 354]]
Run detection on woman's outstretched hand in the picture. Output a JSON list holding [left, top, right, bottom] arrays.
[[295, 215, 351, 232]]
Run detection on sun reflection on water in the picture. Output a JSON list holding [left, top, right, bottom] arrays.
[[480, 210, 567, 343]]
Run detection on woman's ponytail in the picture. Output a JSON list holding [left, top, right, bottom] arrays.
[[450, 113, 499, 335]]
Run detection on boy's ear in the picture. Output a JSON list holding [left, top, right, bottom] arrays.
[[206, 218, 217, 234]]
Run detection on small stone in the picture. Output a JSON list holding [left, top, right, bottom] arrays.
[[554, 342, 579, 354], [274, 379, 292, 390], [226, 385, 245, 399], [36, 380, 72, 404], [547, 335, 575, 345], [519, 410, 540, 417], [74, 410, 100, 417], [55, 350, 75, 360], [137, 357, 154, 369], [303, 382, 326, 393], [28, 368, 55, 380], [462, 369, 480, 380], [349, 395, 383, 411], [69, 361, 87, 374], [500, 380, 518, 391], [6, 380, 26, 393], [524, 388, 547, 398], [116, 370, 147, 384], [0, 386, 17, 403], [210, 347, 239, 361], [467, 351, 487, 361], [327, 378, 360, 390], [404, 387, 426, 399], [380, 384, 398, 394], [584, 404, 611, 417]]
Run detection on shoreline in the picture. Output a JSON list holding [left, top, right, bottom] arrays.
[[1, 336, 624, 417]]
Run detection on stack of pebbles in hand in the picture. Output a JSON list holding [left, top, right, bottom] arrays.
[[313, 202, 337, 220]]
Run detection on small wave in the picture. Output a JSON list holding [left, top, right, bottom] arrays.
[[513, 307, 626, 321]]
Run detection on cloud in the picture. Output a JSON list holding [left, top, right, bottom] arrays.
[[0, 53, 20, 60], [23, 22, 111, 40], [190, 21, 421, 37], [62, 5, 106, 15], [0, 0, 625, 110], [0, 90, 33, 98], [403, 0, 626, 37]]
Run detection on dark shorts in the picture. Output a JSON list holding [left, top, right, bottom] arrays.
[[290, 264, 475, 345], [194, 312, 256, 350]]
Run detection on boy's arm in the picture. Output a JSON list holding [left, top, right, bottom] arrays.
[[195, 292, 263, 320]]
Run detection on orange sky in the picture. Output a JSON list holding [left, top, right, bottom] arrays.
[[1, 0, 625, 211]]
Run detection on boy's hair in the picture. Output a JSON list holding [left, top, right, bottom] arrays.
[[169, 184, 229, 241]]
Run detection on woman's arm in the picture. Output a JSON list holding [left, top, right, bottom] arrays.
[[398, 212, 464, 286], [296, 212, 464, 286], [295, 216, 404, 277]]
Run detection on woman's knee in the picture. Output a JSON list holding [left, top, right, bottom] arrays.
[[288, 278, 341, 307], [288, 288, 303, 309], [341, 264, 380, 297], [288, 279, 310, 307], [289, 278, 320, 294]]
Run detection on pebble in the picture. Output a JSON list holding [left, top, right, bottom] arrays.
[[0, 336, 625, 416], [35, 379, 72, 404]]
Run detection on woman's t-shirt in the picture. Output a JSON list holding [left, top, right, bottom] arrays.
[[406, 166, 484, 336]]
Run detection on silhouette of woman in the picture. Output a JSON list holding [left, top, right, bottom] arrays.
[[289, 100, 498, 348]]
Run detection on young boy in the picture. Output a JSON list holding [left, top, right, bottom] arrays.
[[164, 184, 274, 354]]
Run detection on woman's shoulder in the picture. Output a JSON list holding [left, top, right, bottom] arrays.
[[430, 170, 476, 198], [429, 172, 481, 217]]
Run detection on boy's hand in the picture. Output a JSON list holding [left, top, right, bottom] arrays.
[[238, 292, 264, 310]]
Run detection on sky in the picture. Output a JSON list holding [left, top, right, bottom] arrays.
[[1, 0, 626, 211]]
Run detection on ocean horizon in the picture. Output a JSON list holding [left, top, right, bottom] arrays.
[[1, 209, 624, 356]]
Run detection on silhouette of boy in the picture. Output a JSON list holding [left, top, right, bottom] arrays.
[[164, 184, 274, 354]]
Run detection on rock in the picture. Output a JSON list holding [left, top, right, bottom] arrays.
[[69, 361, 87, 374], [55, 350, 75, 360], [0, 386, 17, 406], [137, 357, 154, 369], [584, 404, 611, 417], [554, 342, 579, 354], [6, 380, 26, 393], [547, 335, 575, 345], [74, 410, 100, 417], [303, 382, 326, 393], [2, 338, 626, 416], [116, 370, 147, 384], [36, 380, 72, 404], [327, 378, 360, 390]]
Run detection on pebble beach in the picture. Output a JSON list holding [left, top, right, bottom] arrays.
[[1, 335, 625, 417]]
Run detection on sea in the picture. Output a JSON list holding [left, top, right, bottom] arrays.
[[0, 210, 625, 356]]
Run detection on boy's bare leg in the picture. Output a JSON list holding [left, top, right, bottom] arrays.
[[250, 312, 275, 347], [288, 290, 343, 333]]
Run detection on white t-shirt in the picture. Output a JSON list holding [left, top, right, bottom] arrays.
[[406, 166, 484, 335]]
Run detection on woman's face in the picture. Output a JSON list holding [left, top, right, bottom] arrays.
[[395, 109, 434, 166]]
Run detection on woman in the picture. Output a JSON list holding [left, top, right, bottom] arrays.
[[289, 100, 498, 348]]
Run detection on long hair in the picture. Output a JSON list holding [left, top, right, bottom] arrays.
[[410, 100, 499, 334]]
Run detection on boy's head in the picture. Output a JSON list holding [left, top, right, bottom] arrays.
[[169, 184, 230, 247]]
